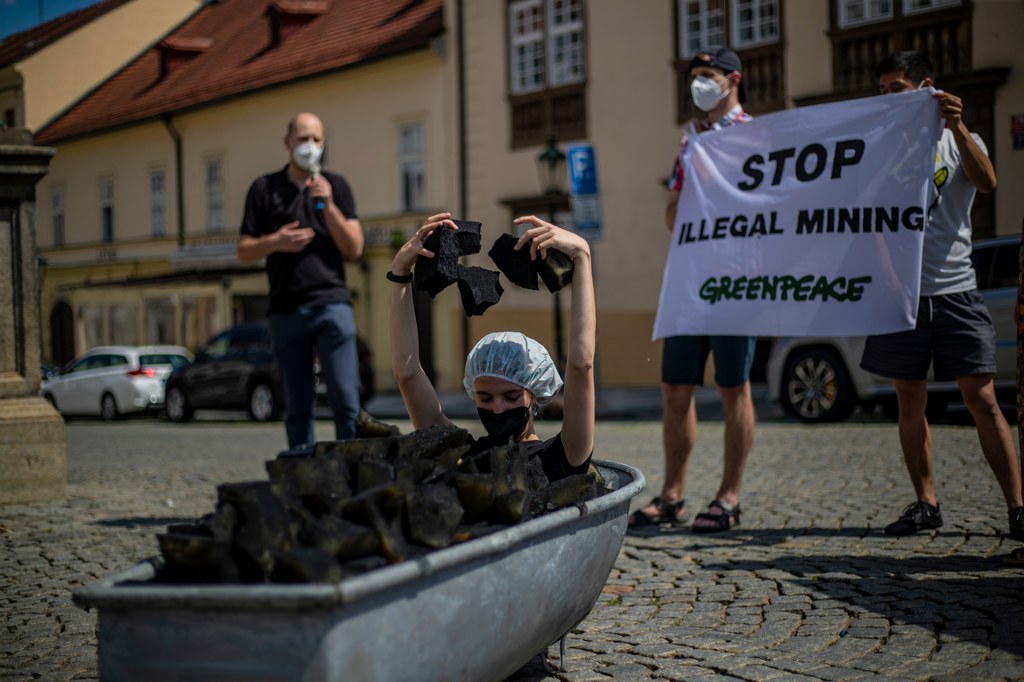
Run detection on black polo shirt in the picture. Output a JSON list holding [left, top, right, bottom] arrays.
[[240, 166, 359, 314]]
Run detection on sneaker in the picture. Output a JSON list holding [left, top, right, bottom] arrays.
[[1010, 506, 1024, 542], [884, 501, 943, 536]]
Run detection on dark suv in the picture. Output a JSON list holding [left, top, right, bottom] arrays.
[[164, 322, 374, 422]]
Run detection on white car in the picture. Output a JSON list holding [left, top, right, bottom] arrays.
[[767, 235, 1019, 422], [42, 345, 193, 420]]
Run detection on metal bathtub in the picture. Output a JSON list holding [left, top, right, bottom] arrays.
[[73, 460, 645, 682]]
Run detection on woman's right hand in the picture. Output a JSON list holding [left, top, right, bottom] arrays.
[[391, 212, 458, 275]]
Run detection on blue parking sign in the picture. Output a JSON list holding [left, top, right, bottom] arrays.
[[566, 144, 602, 237]]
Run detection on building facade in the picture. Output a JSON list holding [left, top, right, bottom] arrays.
[[31, 0, 1024, 394]]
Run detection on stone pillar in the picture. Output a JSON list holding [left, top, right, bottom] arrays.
[[0, 128, 66, 505]]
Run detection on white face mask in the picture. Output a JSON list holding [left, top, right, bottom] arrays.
[[291, 142, 323, 171], [690, 75, 730, 112]]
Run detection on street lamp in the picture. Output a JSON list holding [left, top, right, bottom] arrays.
[[536, 133, 567, 367]]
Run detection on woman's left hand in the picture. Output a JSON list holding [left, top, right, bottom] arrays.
[[513, 215, 591, 262], [391, 212, 458, 275]]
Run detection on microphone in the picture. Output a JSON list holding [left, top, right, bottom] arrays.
[[309, 162, 325, 211]]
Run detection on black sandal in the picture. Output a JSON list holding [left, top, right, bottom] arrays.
[[691, 499, 741, 533], [1009, 506, 1024, 542], [628, 496, 686, 527]]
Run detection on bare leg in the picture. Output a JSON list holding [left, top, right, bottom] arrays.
[[631, 383, 696, 523], [660, 383, 697, 504], [957, 374, 1024, 509], [691, 381, 755, 530], [893, 379, 936, 505]]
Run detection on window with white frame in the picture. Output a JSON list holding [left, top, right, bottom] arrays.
[[837, 0, 893, 28], [732, 0, 779, 48], [507, 0, 587, 147], [99, 177, 114, 243], [205, 158, 224, 232], [398, 122, 425, 212], [903, 0, 959, 14], [678, 0, 726, 57], [149, 168, 166, 238], [51, 186, 64, 248], [508, 0, 585, 95]]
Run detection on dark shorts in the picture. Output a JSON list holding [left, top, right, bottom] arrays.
[[860, 289, 997, 381], [661, 335, 756, 387]]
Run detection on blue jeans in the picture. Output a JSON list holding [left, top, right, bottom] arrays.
[[268, 303, 361, 447]]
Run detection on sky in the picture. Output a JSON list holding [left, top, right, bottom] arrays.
[[0, 0, 102, 41]]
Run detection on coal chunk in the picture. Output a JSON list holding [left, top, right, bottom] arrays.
[[452, 219, 482, 256], [404, 484, 464, 548], [272, 547, 343, 584], [456, 265, 503, 317], [414, 225, 461, 297], [487, 234, 538, 290], [356, 409, 401, 438]]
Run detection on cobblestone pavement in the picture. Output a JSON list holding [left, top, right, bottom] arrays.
[[1, 413, 1022, 681]]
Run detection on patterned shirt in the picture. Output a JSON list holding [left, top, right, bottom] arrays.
[[667, 105, 753, 192]]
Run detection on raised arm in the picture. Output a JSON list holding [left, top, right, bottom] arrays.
[[933, 90, 997, 193], [513, 216, 595, 466], [389, 213, 458, 429]]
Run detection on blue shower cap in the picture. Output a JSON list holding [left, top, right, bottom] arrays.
[[463, 331, 563, 405]]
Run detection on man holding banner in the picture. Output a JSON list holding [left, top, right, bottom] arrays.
[[859, 52, 1024, 543], [630, 48, 756, 532]]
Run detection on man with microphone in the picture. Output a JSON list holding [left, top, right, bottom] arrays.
[[238, 111, 365, 447]]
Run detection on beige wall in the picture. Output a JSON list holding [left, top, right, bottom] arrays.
[[973, 0, 1024, 234], [16, 0, 198, 132], [783, 0, 832, 102]]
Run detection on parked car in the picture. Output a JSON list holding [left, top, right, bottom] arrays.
[[164, 321, 375, 423], [767, 234, 1019, 422], [41, 345, 193, 420]]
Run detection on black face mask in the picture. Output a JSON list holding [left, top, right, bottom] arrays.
[[477, 406, 530, 441]]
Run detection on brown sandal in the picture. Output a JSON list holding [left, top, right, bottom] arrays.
[[628, 496, 686, 527], [1005, 546, 1024, 567]]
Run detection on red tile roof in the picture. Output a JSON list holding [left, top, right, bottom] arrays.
[[0, 0, 132, 68], [34, 0, 445, 145]]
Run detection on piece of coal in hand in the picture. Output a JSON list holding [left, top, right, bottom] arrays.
[[452, 220, 482, 256], [456, 265, 503, 316], [534, 248, 574, 292], [414, 219, 483, 298], [487, 234, 538, 290], [414, 226, 461, 297]]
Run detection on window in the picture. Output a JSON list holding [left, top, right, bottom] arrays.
[[150, 169, 166, 238], [99, 177, 114, 243], [3, 108, 14, 127], [108, 305, 138, 346], [507, 0, 586, 148], [398, 122, 425, 212], [903, 0, 958, 15], [673, 0, 784, 121], [732, 0, 779, 48], [51, 186, 64, 247], [678, 0, 726, 57], [144, 297, 175, 344], [837, 0, 892, 28], [205, 158, 224, 232]]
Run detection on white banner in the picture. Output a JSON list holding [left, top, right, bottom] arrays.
[[653, 90, 942, 339]]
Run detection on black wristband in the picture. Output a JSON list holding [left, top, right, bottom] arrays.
[[387, 271, 414, 284]]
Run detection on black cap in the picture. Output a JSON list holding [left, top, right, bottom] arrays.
[[689, 47, 746, 104]]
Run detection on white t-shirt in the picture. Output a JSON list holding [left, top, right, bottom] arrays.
[[921, 127, 986, 296]]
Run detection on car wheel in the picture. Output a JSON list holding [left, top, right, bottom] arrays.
[[248, 382, 281, 422], [100, 392, 120, 421], [165, 385, 194, 423], [780, 348, 856, 423]]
